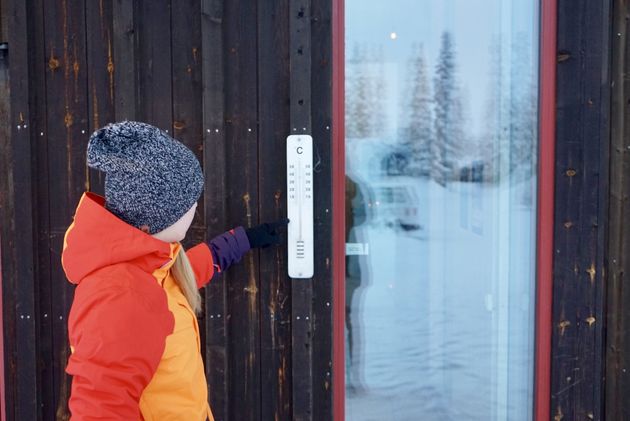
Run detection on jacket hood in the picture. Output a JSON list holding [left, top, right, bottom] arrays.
[[61, 192, 175, 285]]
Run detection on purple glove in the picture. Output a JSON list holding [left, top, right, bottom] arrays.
[[206, 227, 250, 275]]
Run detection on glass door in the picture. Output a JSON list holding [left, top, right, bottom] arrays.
[[343, 1, 540, 419]]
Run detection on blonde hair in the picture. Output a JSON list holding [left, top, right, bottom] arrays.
[[171, 243, 202, 314]]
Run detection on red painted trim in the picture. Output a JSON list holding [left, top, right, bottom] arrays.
[[0, 235, 5, 421], [535, 0, 557, 419], [332, 0, 346, 418]]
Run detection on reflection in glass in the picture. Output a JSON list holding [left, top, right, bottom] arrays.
[[345, 1, 539, 420]]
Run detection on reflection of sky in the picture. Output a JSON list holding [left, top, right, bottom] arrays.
[[346, 0, 539, 137]]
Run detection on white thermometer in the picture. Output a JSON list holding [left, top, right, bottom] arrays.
[[287, 135, 314, 279]]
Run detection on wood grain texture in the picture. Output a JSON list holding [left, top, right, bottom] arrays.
[[112, 0, 137, 121], [289, 1, 314, 420], [200, 0, 229, 419], [552, 0, 611, 420], [606, 0, 630, 418], [0, 1, 336, 419], [42, 0, 90, 418], [137, 0, 172, 132], [258, 0, 292, 419], [0, 1, 38, 418], [310, 0, 333, 419], [85, 0, 113, 196], [30, 0, 53, 417], [223, 0, 261, 419]]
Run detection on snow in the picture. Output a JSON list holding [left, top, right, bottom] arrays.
[[345, 170, 536, 420]]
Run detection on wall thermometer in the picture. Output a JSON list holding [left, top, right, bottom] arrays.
[[287, 135, 314, 279]]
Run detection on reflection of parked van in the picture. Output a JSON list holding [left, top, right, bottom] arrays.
[[372, 184, 422, 231]]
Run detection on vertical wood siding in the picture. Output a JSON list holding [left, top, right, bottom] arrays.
[[606, 0, 630, 418], [552, 0, 611, 420], [0, 1, 333, 420]]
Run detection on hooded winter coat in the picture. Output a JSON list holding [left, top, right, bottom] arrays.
[[61, 192, 248, 420]]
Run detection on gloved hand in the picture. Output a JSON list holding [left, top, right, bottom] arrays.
[[245, 219, 289, 248]]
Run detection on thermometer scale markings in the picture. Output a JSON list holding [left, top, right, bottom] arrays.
[[297, 153, 303, 242], [287, 135, 314, 278]]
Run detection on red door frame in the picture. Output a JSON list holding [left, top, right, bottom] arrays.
[[331, 0, 346, 417], [331, 0, 557, 419], [534, 0, 557, 419], [0, 234, 5, 421]]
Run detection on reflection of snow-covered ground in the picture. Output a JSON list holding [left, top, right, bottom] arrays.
[[345, 175, 536, 421]]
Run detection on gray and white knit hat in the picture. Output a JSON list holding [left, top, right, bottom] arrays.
[[86, 120, 204, 234]]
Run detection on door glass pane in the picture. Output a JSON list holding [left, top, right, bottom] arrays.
[[344, 1, 539, 419]]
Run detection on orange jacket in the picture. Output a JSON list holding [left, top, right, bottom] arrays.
[[61, 192, 216, 420]]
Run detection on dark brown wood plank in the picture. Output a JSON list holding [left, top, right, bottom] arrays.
[[42, 0, 90, 417], [0, 40, 16, 421], [223, 0, 260, 419], [171, 0, 202, 155], [171, 0, 205, 251], [0, 0, 38, 419], [0, 0, 7, 43], [309, 0, 333, 419], [257, 0, 292, 420], [552, 0, 611, 419], [200, 0, 229, 419], [606, 0, 630, 418], [85, 0, 114, 195], [112, 0, 137, 121], [289, 1, 314, 419], [29, 0, 54, 417], [136, 0, 172, 132]]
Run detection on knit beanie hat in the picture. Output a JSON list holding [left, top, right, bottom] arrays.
[[86, 120, 204, 235]]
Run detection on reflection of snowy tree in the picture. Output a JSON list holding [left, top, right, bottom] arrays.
[[346, 45, 372, 138], [509, 32, 536, 187], [480, 36, 502, 183], [369, 45, 386, 139], [453, 86, 476, 173], [432, 32, 464, 185], [346, 43, 387, 139], [481, 32, 536, 192], [401, 43, 432, 177]]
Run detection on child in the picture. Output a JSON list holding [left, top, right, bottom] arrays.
[[61, 121, 286, 420]]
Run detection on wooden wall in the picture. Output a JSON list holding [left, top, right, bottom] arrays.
[[607, 0, 630, 418], [0, 1, 334, 420], [552, 0, 611, 420], [4, 0, 629, 420]]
